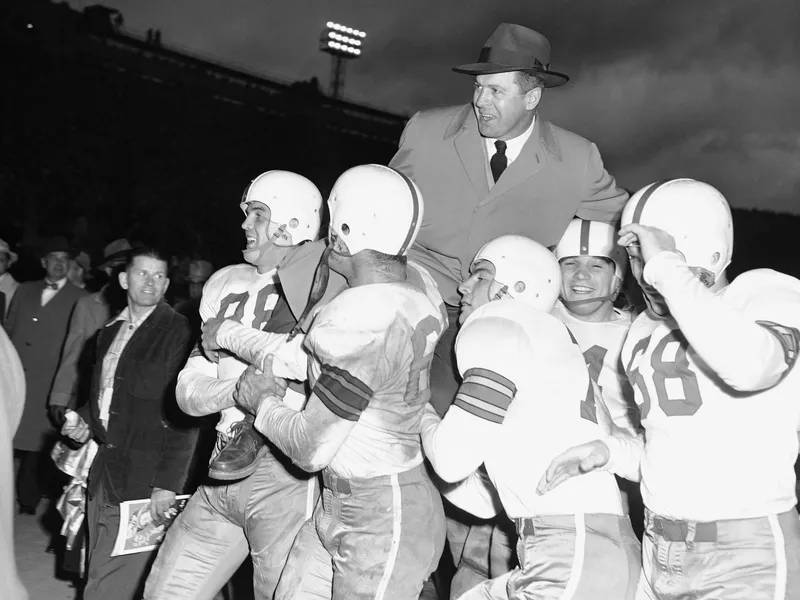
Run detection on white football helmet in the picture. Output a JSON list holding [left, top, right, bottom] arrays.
[[554, 218, 627, 282], [473, 235, 561, 312], [328, 164, 423, 256], [240, 170, 323, 246], [621, 179, 733, 285]]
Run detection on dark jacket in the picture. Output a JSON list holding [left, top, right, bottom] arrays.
[[7, 279, 87, 451], [82, 302, 196, 504]]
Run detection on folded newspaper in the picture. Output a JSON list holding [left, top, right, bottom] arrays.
[[111, 495, 191, 556]]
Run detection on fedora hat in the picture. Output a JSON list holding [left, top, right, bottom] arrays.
[[453, 23, 569, 88], [41, 235, 74, 258], [98, 238, 132, 269], [0, 239, 18, 265]]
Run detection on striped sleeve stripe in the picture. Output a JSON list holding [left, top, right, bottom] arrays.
[[314, 363, 373, 422], [757, 320, 800, 368], [453, 367, 516, 424]]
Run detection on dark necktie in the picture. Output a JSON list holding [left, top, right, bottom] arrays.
[[490, 140, 508, 183], [46, 282, 58, 290]]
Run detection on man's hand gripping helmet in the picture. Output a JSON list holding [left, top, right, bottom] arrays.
[[621, 179, 733, 287]]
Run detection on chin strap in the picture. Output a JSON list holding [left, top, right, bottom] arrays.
[[288, 244, 332, 341], [559, 293, 617, 309]]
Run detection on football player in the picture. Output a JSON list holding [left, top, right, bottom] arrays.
[[539, 179, 800, 599], [144, 171, 322, 600], [422, 234, 641, 599], [223, 164, 448, 600], [554, 218, 639, 435]]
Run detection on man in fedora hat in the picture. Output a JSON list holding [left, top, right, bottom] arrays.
[[389, 22, 628, 596], [6, 235, 87, 514], [0, 239, 20, 321], [49, 239, 132, 429]]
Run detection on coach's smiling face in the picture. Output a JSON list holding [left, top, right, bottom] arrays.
[[458, 259, 502, 325]]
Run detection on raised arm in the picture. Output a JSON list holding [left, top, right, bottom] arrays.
[[643, 251, 800, 392]]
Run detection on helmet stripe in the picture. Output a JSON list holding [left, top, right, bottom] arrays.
[[631, 180, 670, 224], [579, 219, 591, 255], [389, 167, 421, 255]]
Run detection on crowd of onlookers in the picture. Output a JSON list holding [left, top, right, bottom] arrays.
[[0, 235, 217, 598]]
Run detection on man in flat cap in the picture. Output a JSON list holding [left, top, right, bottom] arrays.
[[7, 236, 87, 514], [389, 23, 628, 596]]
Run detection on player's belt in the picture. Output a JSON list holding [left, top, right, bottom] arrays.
[[650, 515, 718, 543]]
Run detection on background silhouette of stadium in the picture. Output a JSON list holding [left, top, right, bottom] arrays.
[[2, 0, 798, 281]]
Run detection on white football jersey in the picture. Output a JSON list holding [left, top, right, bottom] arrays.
[[623, 266, 800, 521], [552, 302, 639, 436], [195, 264, 298, 436], [438, 299, 624, 518], [303, 263, 447, 479]]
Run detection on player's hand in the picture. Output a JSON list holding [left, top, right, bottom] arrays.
[[60, 413, 91, 444], [235, 356, 289, 416], [618, 223, 683, 264], [536, 439, 610, 495], [149, 487, 176, 522], [49, 405, 68, 429], [201, 317, 227, 353]]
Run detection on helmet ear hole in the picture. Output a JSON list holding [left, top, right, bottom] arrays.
[[341, 224, 350, 235], [514, 281, 526, 294], [710, 251, 720, 265], [289, 218, 299, 229]]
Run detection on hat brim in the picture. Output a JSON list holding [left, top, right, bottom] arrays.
[[452, 63, 569, 88], [98, 248, 131, 270]]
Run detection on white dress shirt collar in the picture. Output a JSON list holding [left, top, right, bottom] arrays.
[[484, 116, 535, 165]]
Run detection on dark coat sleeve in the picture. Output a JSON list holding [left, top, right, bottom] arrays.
[[49, 298, 91, 409], [151, 317, 198, 493]]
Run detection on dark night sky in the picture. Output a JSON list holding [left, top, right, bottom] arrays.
[[68, 0, 800, 214]]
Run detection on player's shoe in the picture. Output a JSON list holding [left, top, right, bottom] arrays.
[[208, 415, 268, 481]]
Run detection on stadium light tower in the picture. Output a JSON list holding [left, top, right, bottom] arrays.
[[319, 21, 366, 100]]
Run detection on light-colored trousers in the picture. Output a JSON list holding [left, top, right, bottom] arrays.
[[144, 449, 317, 600], [276, 463, 446, 600], [636, 508, 800, 600], [459, 513, 641, 600]]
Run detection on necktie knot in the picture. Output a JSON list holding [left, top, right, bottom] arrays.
[[490, 140, 508, 183], [46, 282, 58, 290]]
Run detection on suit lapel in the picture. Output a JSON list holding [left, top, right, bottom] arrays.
[[451, 107, 491, 201], [486, 117, 551, 203]]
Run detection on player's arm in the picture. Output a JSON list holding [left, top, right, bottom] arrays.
[[176, 345, 237, 416], [422, 316, 521, 483], [175, 282, 238, 417], [438, 468, 502, 519], [642, 251, 799, 391], [537, 432, 645, 494], [207, 319, 308, 381], [248, 321, 386, 472]]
